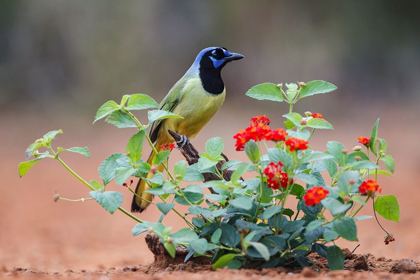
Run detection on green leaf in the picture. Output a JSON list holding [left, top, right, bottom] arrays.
[[245, 140, 260, 163], [131, 223, 148, 236], [283, 113, 303, 127], [89, 191, 123, 214], [267, 148, 292, 169], [353, 161, 379, 170], [229, 196, 254, 210], [369, 118, 380, 156], [147, 172, 165, 186], [170, 228, 199, 243], [337, 171, 359, 195], [294, 173, 318, 185], [248, 242, 270, 261], [220, 223, 241, 247], [174, 160, 187, 181], [290, 184, 305, 199], [379, 138, 387, 154], [25, 142, 41, 160], [306, 118, 333, 130], [333, 217, 358, 241], [213, 253, 240, 269], [105, 110, 137, 128], [156, 203, 175, 215], [261, 205, 282, 220], [197, 156, 219, 171], [125, 94, 159, 110], [245, 83, 284, 102], [287, 129, 311, 141], [148, 110, 183, 124], [381, 155, 395, 173], [306, 220, 324, 232], [175, 191, 203, 205], [115, 166, 136, 186], [324, 159, 338, 178], [327, 245, 344, 270], [132, 221, 165, 236], [126, 130, 146, 163], [94, 101, 120, 123], [43, 129, 63, 142], [299, 152, 333, 164], [327, 141, 347, 166], [300, 80, 337, 98], [152, 151, 171, 166], [323, 228, 339, 242], [18, 159, 41, 177], [190, 238, 208, 255], [98, 153, 130, 186], [184, 165, 204, 182], [164, 242, 176, 258], [90, 180, 102, 190], [374, 195, 400, 222], [205, 137, 224, 159], [231, 163, 251, 184], [321, 198, 352, 216], [65, 147, 91, 158], [211, 228, 222, 244], [369, 170, 393, 177]]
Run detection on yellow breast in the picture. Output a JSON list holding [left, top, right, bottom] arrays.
[[162, 78, 226, 139]]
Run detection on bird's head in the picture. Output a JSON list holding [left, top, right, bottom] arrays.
[[195, 47, 244, 70]]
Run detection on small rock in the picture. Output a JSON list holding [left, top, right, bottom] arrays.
[[131, 266, 138, 272], [353, 255, 369, 271], [377, 256, 386, 261], [301, 267, 317, 277], [123, 267, 131, 271], [81, 269, 86, 273], [391, 259, 417, 273]]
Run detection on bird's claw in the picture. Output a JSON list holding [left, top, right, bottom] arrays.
[[176, 135, 189, 149]]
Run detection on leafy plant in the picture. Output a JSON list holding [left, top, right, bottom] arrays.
[[19, 82, 398, 271]]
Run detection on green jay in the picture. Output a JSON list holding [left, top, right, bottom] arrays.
[[131, 47, 244, 213]]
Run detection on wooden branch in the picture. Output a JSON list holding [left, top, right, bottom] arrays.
[[168, 130, 235, 182]]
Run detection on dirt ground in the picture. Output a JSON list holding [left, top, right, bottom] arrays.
[[1, 102, 419, 279]]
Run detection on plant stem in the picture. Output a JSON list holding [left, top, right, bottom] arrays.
[[124, 109, 175, 180], [372, 196, 390, 235], [351, 196, 370, 218], [289, 104, 294, 114], [58, 197, 93, 202], [52, 150, 143, 224]]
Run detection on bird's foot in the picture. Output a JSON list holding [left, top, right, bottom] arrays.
[[176, 135, 189, 149]]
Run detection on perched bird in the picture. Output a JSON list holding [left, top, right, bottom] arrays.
[[131, 47, 244, 213]]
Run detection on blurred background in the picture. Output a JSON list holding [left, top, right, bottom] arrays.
[[1, 0, 420, 272]]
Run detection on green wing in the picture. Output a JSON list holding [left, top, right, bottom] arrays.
[[149, 78, 187, 143]]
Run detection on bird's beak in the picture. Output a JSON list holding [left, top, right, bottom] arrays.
[[223, 52, 244, 62]]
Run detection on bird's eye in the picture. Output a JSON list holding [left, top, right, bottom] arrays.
[[212, 49, 224, 59]]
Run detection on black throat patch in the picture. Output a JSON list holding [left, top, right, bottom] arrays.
[[199, 54, 226, 95]]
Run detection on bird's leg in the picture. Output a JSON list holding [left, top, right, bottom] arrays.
[[176, 134, 190, 149]]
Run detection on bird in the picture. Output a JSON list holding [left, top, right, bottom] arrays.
[[131, 47, 244, 213]]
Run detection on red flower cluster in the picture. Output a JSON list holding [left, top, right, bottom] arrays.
[[233, 115, 287, 151], [311, 113, 324, 120], [251, 115, 271, 125], [285, 137, 309, 152], [303, 186, 329, 206], [263, 162, 291, 189], [359, 180, 381, 196], [384, 234, 395, 245], [358, 137, 370, 146], [161, 143, 176, 151]]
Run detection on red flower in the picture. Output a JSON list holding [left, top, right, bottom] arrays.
[[358, 137, 370, 146], [303, 186, 329, 206], [359, 180, 381, 196], [266, 129, 287, 142], [263, 162, 291, 189], [233, 130, 248, 151], [161, 143, 176, 151], [251, 115, 271, 125], [311, 113, 325, 120], [285, 137, 309, 152], [233, 116, 287, 151]]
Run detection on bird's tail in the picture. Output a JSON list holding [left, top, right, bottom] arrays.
[[131, 144, 164, 213]]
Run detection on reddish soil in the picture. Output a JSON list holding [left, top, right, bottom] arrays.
[[2, 104, 420, 279]]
